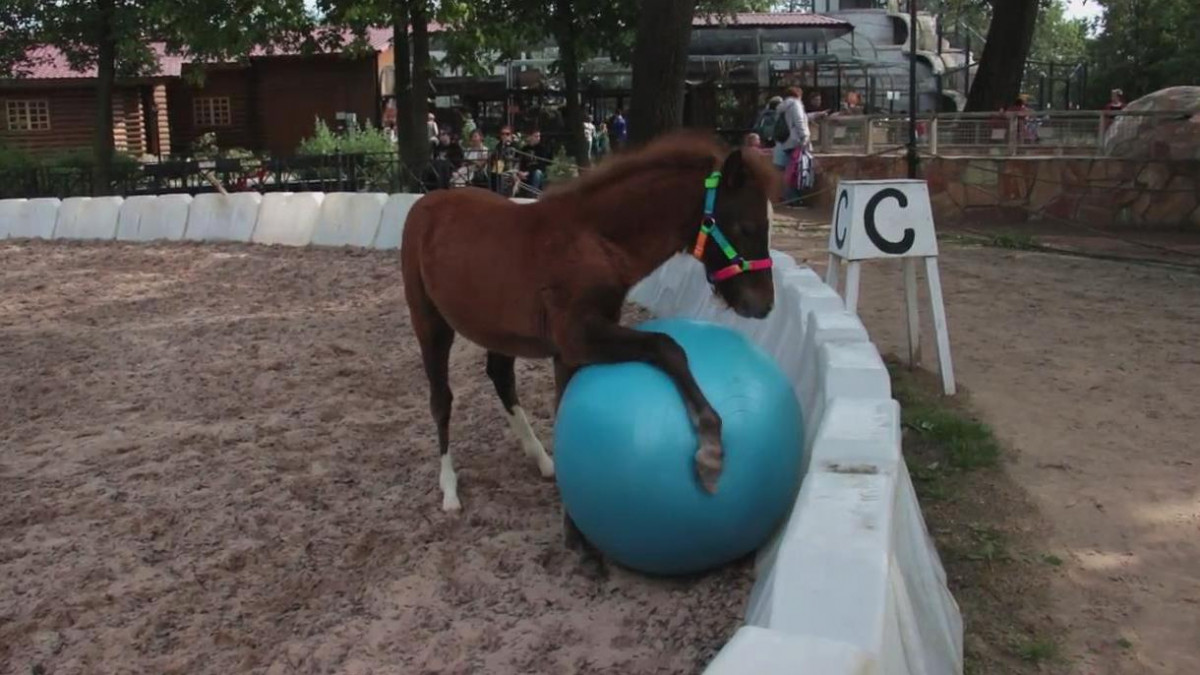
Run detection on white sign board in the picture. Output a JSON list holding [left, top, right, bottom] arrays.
[[826, 178, 955, 396], [828, 179, 938, 261]]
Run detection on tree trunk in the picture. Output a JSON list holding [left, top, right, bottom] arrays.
[[409, 2, 432, 171], [965, 0, 1039, 111], [628, 0, 698, 146], [92, 0, 116, 196], [392, 1, 419, 189], [553, 0, 589, 167]]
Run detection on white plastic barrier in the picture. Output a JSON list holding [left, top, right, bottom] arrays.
[[116, 194, 192, 242], [312, 192, 388, 248], [53, 196, 123, 240], [631, 252, 963, 675], [253, 192, 325, 247], [0, 198, 61, 239], [185, 193, 262, 242], [375, 193, 423, 250]]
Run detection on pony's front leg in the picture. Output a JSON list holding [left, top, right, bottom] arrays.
[[557, 317, 725, 493]]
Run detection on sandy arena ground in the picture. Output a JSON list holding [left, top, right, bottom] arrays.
[[0, 241, 752, 675]]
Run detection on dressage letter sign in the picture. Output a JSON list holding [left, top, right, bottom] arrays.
[[827, 180, 938, 261], [825, 179, 955, 395]]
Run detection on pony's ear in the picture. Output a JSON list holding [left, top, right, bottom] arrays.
[[719, 148, 748, 190]]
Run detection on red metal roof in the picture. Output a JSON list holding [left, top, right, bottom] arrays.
[[6, 27, 399, 81], [14, 44, 187, 80], [693, 12, 851, 27]]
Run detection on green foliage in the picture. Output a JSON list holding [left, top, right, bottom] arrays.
[[296, 117, 396, 156], [190, 132, 255, 160], [0, 145, 139, 177], [1, 1, 317, 80], [547, 145, 578, 182], [1085, 0, 1200, 100], [1012, 636, 1060, 664]]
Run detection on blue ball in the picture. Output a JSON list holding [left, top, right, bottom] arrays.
[[553, 317, 805, 576]]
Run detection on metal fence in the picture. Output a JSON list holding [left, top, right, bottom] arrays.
[[811, 109, 1192, 157], [0, 152, 554, 201]]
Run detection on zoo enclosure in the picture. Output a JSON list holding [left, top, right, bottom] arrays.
[[812, 108, 1186, 157]]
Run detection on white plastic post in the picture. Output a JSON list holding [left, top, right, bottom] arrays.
[[843, 261, 862, 313], [925, 256, 956, 395], [903, 257, 920, 366]]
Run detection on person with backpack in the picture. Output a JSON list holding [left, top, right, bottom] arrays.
[[752, 96, 783, 149], [771, 86, 809, 171]]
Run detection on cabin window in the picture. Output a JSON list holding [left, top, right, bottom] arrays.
[[194, 97, 232, 127], [5, 100, 51, 131]]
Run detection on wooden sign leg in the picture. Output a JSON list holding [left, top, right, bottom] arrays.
[[824, 253, 841, 292], [903, 257, 921, 367], [924, 256, 956, 396], [843, 260, 862, 313]]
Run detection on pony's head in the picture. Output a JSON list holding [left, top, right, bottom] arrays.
[[691, 146, 780, 320]]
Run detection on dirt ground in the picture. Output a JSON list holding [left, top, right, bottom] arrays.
[[772, 212, 1200, 675], [0, 241, 752, 675]]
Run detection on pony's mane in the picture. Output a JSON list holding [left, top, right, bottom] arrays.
[[542, 129, 779, 203]]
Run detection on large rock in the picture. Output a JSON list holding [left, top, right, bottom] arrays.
[[1103, 86, 1200, 160]]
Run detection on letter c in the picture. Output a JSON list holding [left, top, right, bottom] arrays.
[[864, 188, 915, 255], [832, 190, 849, 249]]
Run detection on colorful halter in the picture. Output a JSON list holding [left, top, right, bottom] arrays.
[[691, 171, 773, 283]]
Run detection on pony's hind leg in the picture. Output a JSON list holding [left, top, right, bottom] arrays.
[[485, 352, 554, 478], [409, 294, 460, 511]]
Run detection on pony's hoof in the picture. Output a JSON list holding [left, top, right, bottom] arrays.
[[695, 444, 723, 494], [538, 456, 556, 479], [442, 494, 462, 512]]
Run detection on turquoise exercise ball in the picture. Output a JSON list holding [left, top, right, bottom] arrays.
[[553, 317, 805, 576]]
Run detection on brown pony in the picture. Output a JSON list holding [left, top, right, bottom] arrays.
[[401, 129, 780, 523]]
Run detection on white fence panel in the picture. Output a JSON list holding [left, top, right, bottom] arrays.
[[186, 193, 262, 242], [116, 194, 192, 242], [252, 192, 325, 247], [375, 193, 423, 250], [0, 198, 60, 239], [53, 196, 122, 240], [312, 192, 387, 248]]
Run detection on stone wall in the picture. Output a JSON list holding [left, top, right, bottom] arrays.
[[811, 155, 1200, 230]]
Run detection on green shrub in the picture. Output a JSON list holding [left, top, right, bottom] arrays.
[[297, 117, 395, 156]]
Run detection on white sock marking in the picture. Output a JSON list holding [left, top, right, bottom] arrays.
[[507, 405, 554, 478], [440, 453, 461, 512]]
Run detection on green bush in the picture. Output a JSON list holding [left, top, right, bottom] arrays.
[[297, 117, 395, 156], [0, 145, 139, 178]]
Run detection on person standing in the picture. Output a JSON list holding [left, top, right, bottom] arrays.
[[610, 108, 628, 150]]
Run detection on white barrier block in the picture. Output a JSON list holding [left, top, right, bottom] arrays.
[[890, 463, 964, 674], [756, 283, 812, 370], [375, 193, 423, 249], [781, 265, 824, 287], [186, 193, 262, 242], [798, 310, 870, 416], [769, 249, 798, 272], [805, 342, 891, 450], [810, 398, 902, 476], [312, 192, 387, 248], [116, 194, 192, 242], [703, 626, 875, 674], [818, 341, 892, 403], [747, 471, 896, 653], [252, 192, 324, 247], [53, 196, 122, 240], [0, 198, 60, 239]]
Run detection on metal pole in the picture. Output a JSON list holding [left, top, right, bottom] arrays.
[[907, 0, 919, 179]]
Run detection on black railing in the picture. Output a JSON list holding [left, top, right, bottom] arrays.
[[1, 152, 434, 200]]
